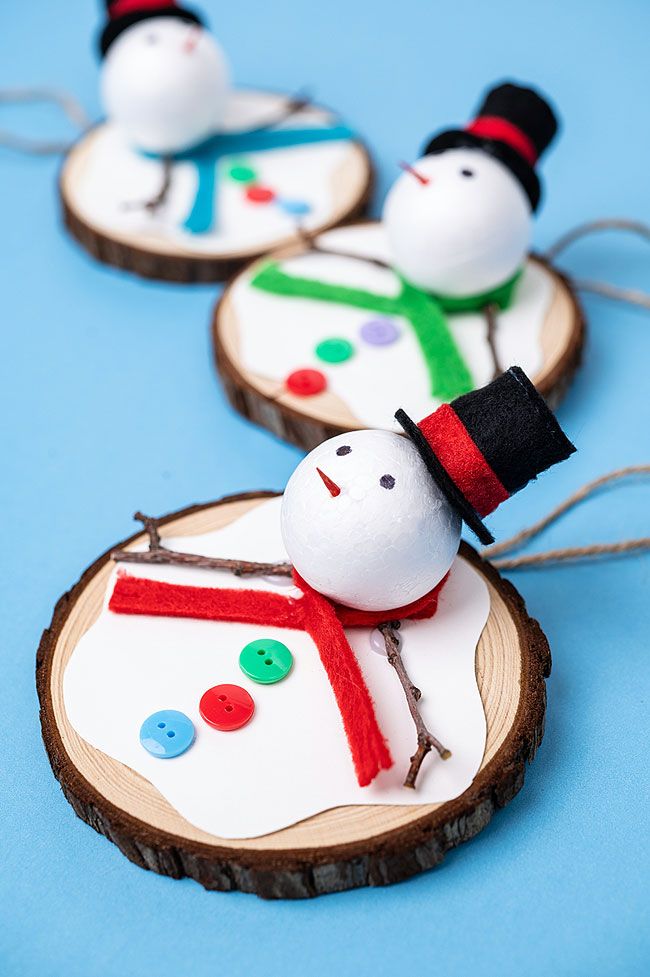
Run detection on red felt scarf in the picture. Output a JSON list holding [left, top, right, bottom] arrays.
[[109, 570, 448, 787]]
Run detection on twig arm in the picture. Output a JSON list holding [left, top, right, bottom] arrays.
[[378, 621, 451, 789], [134, 511, 161, 551], [110, 547, 293, 576], [295, 224, 393, 270], [110, 512, 293, 577], [122, 156, 173, 214], [237, 89, 313, 135], [483, 302, 502, 379]]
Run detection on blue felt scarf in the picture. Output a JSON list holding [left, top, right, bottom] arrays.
[[146, 124, 355, 234]]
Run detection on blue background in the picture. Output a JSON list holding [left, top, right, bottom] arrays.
[[1, 1, 649, 974]]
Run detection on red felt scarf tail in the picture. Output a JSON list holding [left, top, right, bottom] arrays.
[[298, 584, 393, 787]]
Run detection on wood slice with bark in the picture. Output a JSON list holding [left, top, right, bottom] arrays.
[[212, 221, 585, 451], [37, 492, 551, 899], [60, 90, 373, 284]]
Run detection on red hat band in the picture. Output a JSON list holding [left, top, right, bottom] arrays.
[[109, 0, 178, 20], [417, 404, 509, 518], [465, 115, 538, 167]]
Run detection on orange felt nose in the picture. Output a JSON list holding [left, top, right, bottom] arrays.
[[316, 468, 341, 497]]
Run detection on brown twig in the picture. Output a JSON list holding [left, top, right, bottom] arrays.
[[122, 156, 173, 215], [110, 512, 293, 577], [242, 89, 313, 135], [483, 302, 502, 379], [135, 511, 161, 550], [295, 224, 393, 270], [378, 621, 451, 789]]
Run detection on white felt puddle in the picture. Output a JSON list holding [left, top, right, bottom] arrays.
[[63, 497, 489, 839], [72, 91, 356, 254], [233, 223, 551, 430]]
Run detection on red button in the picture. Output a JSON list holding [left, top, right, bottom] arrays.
[[286, 368, 327, 397], [199, 684, 255, 731], [246, 185, 276, 204]]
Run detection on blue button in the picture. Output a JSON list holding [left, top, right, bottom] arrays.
[[279, 198, 311, 216], [140, 710, 195, 758], [360, 318, 401, 346]]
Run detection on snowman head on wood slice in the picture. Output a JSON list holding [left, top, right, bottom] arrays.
[[282, 367, 575, 612], [99, 0, 230, 154], [383, 82, 559, 298]]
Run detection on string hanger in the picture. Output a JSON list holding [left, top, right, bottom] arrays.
[[0, 88, 91, 155], [481, 465, 650, 570], [545, 218, 650, 311], [0, 85, 312, 157]]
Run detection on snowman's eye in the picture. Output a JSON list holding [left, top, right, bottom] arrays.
[[460, 168, 475, 178], [336, 445, 352, 456], [379, 475, 396, 489]]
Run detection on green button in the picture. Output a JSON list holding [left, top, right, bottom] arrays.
[[239, 638, 294, 685], [228, 163, 258, 183], [315, 337, 355, 364]]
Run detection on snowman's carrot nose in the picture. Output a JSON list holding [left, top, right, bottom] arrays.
[[316, 468, 341, 497], [398, 161, 430, 186]]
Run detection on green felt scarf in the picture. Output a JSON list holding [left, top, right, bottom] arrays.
[[251, 261, 522, 401]]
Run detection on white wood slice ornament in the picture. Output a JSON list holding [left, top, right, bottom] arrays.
[[60, 90, 372, 283], [213, 222, 584, 451], [37, 493, 551, 898]]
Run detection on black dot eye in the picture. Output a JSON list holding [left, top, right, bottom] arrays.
[[379, 474, 395, 490], [460, 168, 475, 178], [336, 445, 352, 456]]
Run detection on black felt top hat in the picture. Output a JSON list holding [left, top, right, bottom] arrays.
[[422, 82, 559, 212], [99, 0, 204, 57], [395, 366, 575, 546]]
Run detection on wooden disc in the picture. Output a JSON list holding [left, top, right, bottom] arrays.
[[60, 90, 373, 284], [37, 492, 551, 899], [213, 221, 585, 451]]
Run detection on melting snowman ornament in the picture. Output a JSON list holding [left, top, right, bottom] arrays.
[[216, 81, 585, 450], [59, 0, 372, 281], [42, 368, 575, 893]]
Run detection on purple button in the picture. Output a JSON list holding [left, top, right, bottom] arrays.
[[360, 318, 401, 346]]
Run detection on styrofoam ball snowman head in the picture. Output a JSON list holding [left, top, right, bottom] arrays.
[[383, 82, 559, 298], [383, 149, 532, 297], [281, 430, 461, 612], [101, 15, 230, 154]]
